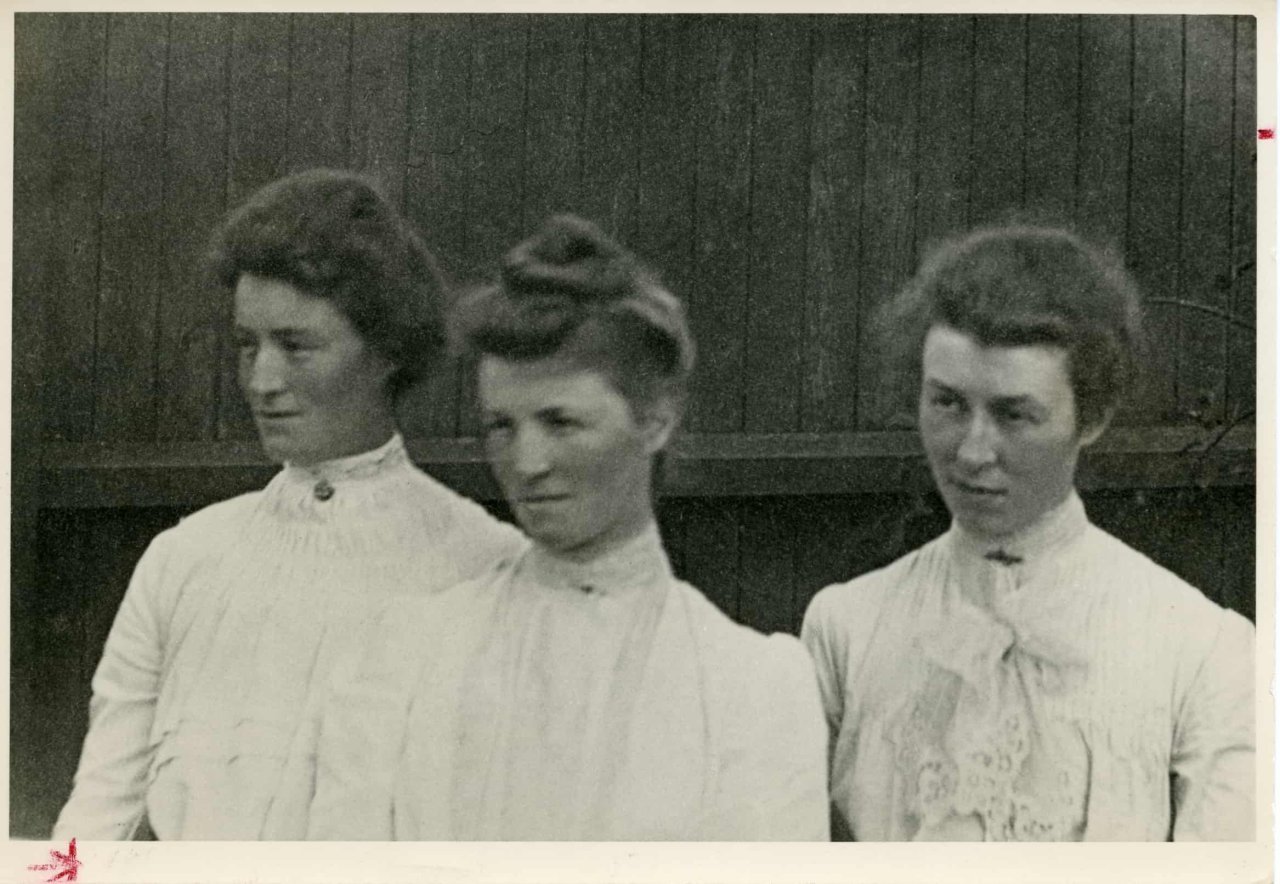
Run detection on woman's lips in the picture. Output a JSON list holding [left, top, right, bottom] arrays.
[[951, 479, 1006, 497], [518, 494, 571, 506]]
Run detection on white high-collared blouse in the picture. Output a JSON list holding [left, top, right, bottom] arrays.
[[54, 434, 527, 841], [801, 493, 1254, 842], [302, 523, 830, 841]]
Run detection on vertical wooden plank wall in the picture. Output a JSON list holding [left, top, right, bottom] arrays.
[[14, 13, 1259, 837], [22, 13, 1256, 446]]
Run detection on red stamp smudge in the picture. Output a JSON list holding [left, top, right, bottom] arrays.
[[1259, 128, 1275, 140], [27, 839, 81, 883]]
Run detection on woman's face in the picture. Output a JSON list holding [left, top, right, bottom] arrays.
[[234, 273, 395, 466], [918, 325, 1105, 540], [478, 354, 674, 560]]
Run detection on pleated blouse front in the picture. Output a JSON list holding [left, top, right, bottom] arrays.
[[306, 524, 830, 841], [801, 494, 1255, 842], [54, 434, 527, 841]]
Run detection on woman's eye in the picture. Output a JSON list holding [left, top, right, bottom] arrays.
[[930, 394, 962, 412], [281, 339, 313, 356], [996, 407, 1037, 426], [545, 415, 580, 433]]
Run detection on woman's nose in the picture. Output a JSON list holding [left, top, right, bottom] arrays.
[[955, 413, 999, 469], [510, 426, 552, 478], [244, 347, 287, 397]]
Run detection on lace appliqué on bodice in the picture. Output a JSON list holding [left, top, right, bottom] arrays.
[[897, 698, 1084, 841]]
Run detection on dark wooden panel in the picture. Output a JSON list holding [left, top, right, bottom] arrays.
[[1076, 15, 1132, 250], [1228, 16, 1257, 416], [804, 17, 866, 433], [158, 14, 230, 443], [12, 11, 82, 841], [1177, 17, 1236, 427], [39, 425, 1254, 510], [404, 14, 472, 438], [677, 498, 741, 620], [580, 15, 642, 242], [1024, 15, 1078, 222], [95, 13, 168, 443], [689, 16, 754, 434], [969, 14, 1026, 224], [225, 15, 291, 209], [16, 511, 95, 839], [857, 16, 920, 430], [1218, 485, 1256, 623], [1129, 16, 1184, 424], [738, 499, 798, 635], [523, 15, 586, 228], [221, 14, 291, 442], [458, 14, 529, 436], [350, 15, 412, 208], [463, 13, 528, 272], [287, 14, 352, 171], [634, 16, 699, 303], [915, 15, 974, 243], [745, 16, 810, 434], [23, 15, 106, 445]]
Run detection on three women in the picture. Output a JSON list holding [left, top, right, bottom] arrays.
[[59, 168, 1254, 842]]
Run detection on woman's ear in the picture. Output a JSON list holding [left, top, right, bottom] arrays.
[[1079, 407, 1114, 448], [639, 394, 681, 455]]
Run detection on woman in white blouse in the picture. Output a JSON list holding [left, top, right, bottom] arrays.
[[304, 215, 829, 840], [802, 225, 1254, 842], [53, 170, 525, 840]]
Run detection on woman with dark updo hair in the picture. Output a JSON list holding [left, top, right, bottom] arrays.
[[54, 169, 525, 840], [305, 215, 829, 840], [802, 225, 1254, 841]]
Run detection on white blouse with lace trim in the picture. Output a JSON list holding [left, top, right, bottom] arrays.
[[802, 493, 1254, 842], [53, 434, 527, 841]]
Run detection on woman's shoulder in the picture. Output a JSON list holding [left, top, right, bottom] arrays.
[[1083, 524, 1248, 630], [144, 489, 264, 562], [675, 583, 815, 689], [399, 465, 528, 549], [803, 534, 946, 637]]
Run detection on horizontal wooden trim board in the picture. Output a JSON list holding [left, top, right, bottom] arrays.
[[36, 425, 1254, 509]]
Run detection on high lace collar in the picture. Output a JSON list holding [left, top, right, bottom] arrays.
[[949, 491, 1089, 571], [523, 522, 672, 597], [279, 433, 410, 489]]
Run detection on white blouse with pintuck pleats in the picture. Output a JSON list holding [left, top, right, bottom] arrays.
[[303, 523, 830, 841], [54, 434, 527, 841], [802, 493, 1255, 842]]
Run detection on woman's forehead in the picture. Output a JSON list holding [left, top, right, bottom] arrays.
[[922, 325, 1072, 400], [477, 354, 626, 410]]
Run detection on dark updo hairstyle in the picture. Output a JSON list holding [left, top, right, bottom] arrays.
[[880, 224, 1146, 434], [207, 168, 447, 398], [451, 214, 696, 417]]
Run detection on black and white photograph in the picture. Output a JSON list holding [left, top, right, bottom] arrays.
[[8, 2, 1273, 881]]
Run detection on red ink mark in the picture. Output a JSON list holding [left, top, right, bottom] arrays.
[[1259, 128, 1274, 139], [27, 839, 81, 883]]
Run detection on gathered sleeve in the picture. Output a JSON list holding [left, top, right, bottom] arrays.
[[1170, 607, 1256, 841], [709, 637, 831, 841], [53, 533, 177, 841]]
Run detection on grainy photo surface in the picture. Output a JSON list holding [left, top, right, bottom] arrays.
[[8, 5, 1271, 880]]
